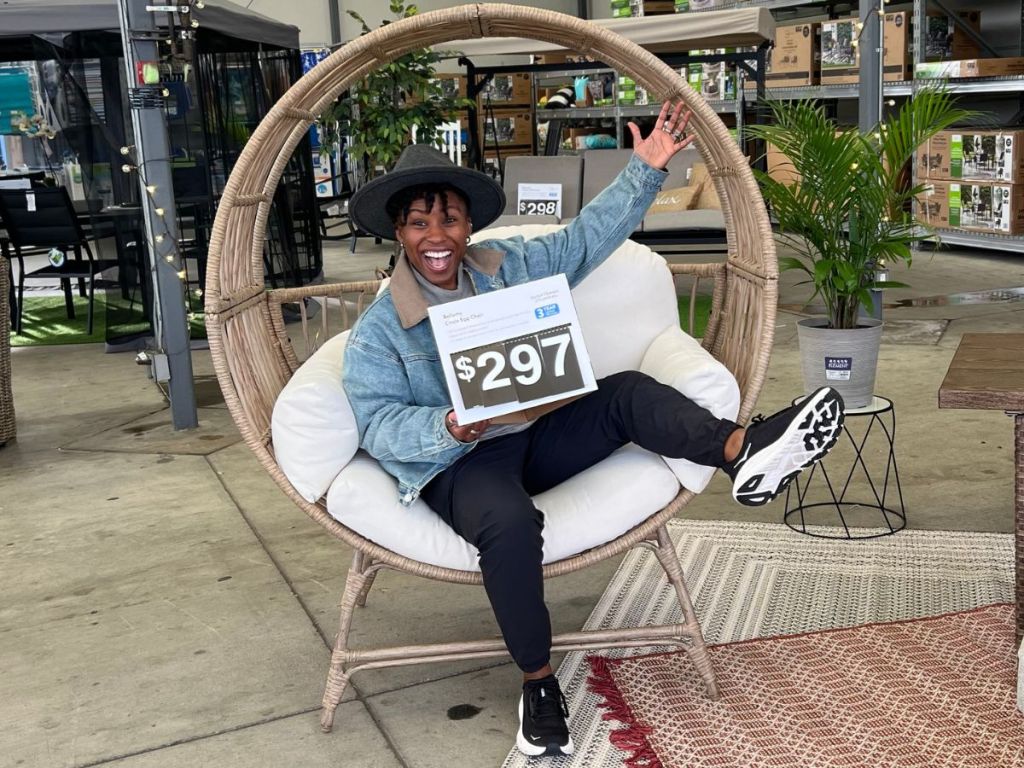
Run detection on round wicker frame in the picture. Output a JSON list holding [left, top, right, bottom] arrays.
[[205, 4, 776, 731]]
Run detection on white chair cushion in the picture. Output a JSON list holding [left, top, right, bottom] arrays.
[[639, 324, 741, 492], [475, 225, 679, 377], [326, 444, 680, 572], [271, 331, 358, 502]]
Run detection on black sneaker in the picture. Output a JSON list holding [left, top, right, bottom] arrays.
[[516, 675, 574, 757], [722, 387, 845, 506]]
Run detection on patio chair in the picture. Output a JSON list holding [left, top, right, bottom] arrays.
[[0, 186, 117, 335], [204, 5, 777, 732]]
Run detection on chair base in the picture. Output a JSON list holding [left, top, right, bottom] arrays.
[[318, 526, 719, 732]]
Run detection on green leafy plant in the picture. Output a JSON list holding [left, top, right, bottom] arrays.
[[317, 1, 472, 183], [747, 90, 976, 329]]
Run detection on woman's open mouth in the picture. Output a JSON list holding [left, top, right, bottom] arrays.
[[421, 250, 453, 273]]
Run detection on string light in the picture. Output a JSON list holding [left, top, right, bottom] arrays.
[[190, 19, 199, 28], [120, 145, 134, 156], [194, 0, 205, 7], [155, 234, 165, 243], [165, 254, 176, 263], [154, 207, 165, 216], [121, 163, 135, 173], [177, 269, 187, 280], [146, 184, 157, 195]]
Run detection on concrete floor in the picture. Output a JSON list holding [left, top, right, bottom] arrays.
[[2, 234, 1022, 768]]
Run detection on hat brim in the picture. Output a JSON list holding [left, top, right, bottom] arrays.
[[349, 164, 506, 241]]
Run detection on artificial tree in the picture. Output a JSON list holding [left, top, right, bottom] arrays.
[[318, 1, 471, 185]]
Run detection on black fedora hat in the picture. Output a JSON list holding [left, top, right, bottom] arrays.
[[348, 144, 506, 241]]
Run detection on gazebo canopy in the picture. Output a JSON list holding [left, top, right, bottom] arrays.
[[0, 0, 299, 50]]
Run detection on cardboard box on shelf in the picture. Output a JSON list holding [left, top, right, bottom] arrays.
[[766, 143, 801, 187], [820, 17, 858, 85], [675, 0, 718, 10], [480, 109, 535, 147], [918, 178, 1024, 234], [478, 73, 532, 107], [926, 9, 982, 61], [635, 0, 675, 14], [923, 130, 1024, 183], [883, 11, 911, 82], [762, 23, 820, 88], [821, 14, 910, 84], [409, 74, 467, 104], [916, 56, 1024, 79]]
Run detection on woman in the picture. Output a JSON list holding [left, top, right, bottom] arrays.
[[344, 102, 845, 757]]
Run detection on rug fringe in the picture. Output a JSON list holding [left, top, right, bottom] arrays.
[[586, 655, 664, 768]]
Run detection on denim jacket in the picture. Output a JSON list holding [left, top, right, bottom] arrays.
[[342, 154, 668, 505]]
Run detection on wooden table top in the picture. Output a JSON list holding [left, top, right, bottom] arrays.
[[939, 333, 1024, 412]]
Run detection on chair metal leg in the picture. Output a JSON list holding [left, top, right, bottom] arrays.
[[15, 272, 24, 334], [320, 551, 371, 732], [86, 273, 95, 336], [61, 278, 75, 320], [652, 526, 720, 700], [77, 277, 87, 298]]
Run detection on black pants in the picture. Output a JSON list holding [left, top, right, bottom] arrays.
[[421, 370, 738, 673]]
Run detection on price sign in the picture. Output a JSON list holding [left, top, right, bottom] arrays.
[[451, 325, 585, 409], [517, 183, 562, 219], [428, 274, 596, 424]]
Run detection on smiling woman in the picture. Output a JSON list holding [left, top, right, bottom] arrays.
[[391, 186, 472, 290]]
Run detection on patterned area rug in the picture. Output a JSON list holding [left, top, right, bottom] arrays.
[[587, 605, 1021, 767], [500, 520, 1014, 768]]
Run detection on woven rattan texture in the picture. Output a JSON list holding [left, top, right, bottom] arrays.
[[0, 254, 15, 443], [591, 604, 1020, 768], [202, 4, 778, 728]]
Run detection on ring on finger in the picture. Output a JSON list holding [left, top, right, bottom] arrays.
[[661, 124, 674, 134], [673, 130, 685, 142]]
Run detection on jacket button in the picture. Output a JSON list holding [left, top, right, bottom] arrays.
[[403, 492, 413, 503]]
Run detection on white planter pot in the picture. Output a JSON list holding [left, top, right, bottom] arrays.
[[796, 318, 883, 409]]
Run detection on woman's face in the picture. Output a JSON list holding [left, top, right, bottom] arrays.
[[395, 191, 472, 290]]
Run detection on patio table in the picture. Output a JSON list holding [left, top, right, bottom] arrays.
[[938, 333, 1024, 643]]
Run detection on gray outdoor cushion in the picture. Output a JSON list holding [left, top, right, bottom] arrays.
[[642, 209, 726, 232]]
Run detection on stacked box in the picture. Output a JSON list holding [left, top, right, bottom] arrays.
[[675, 0, 718, 10], [762, 23, 820, 88], [821, 13, 911, 85], [617, 76, 636, 105], [916, 56, 1024, 79], [478, 73, 532, 107], [922, 130, 1024, 183], [479, 109, 534, 147], [926, 9, 982, 61], [918, 179, 1024, 234]]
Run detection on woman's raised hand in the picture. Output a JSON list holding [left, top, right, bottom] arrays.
[[628, 101, 695, 171]]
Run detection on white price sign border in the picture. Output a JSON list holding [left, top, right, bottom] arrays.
[[428, 274, 596, 424]]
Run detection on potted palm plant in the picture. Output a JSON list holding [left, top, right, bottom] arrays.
[[747, 90, 975, 407]]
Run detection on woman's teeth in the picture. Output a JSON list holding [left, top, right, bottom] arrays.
[[423, 251, 452, 270]]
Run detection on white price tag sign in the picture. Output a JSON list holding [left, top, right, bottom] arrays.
[[25, 192, 36, 212], [429, 274, 596, 424], [517, 183, 562, 218]]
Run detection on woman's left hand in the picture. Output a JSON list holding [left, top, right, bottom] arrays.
[[628, 101, 695, 171]]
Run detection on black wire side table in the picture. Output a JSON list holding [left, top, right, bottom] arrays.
[[784, 395, 906, 540]]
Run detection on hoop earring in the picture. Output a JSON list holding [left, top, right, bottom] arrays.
[[465, 236, 471, 244]]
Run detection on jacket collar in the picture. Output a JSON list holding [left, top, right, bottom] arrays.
[[391, 245, 504, 329]]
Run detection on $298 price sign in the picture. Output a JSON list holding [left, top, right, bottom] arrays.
[[450, 324, 585, 409], [518, 199, 559, 216]]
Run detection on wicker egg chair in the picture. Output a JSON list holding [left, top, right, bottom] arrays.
[[205, 4, 777, 732]]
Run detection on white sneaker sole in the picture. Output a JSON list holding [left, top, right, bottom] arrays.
[[516, 695, 575, 757], [732, 387, 845, 507]]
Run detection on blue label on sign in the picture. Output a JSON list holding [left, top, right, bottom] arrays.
[[534, 303, 560, 319]]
